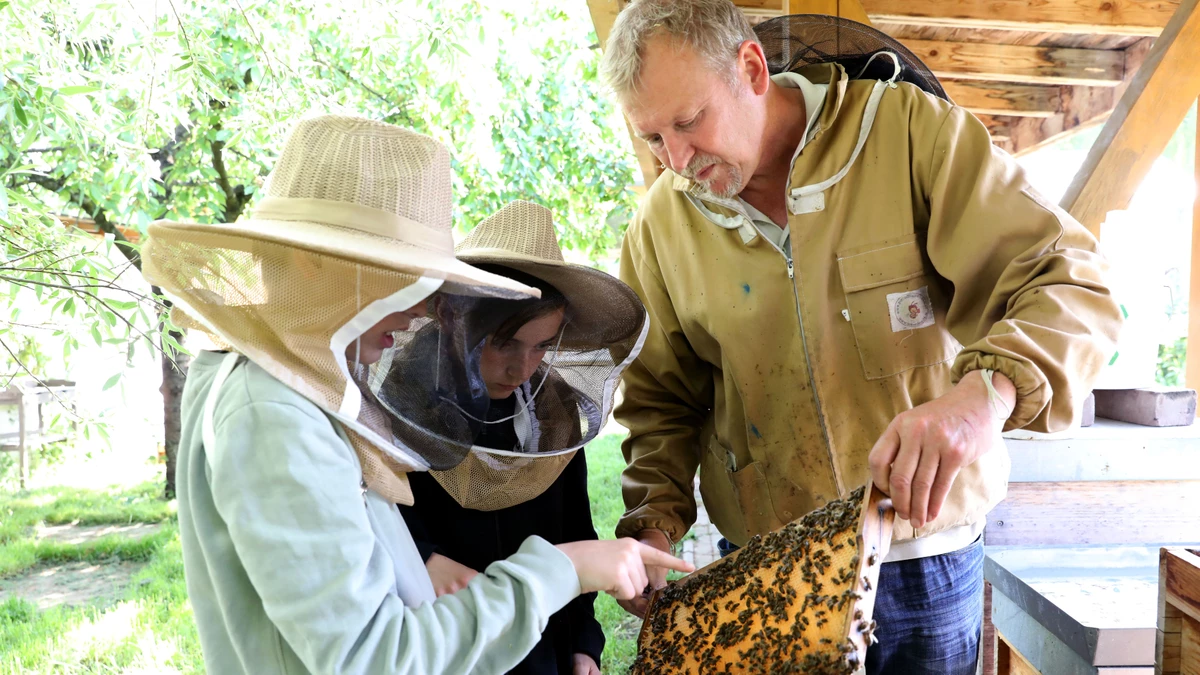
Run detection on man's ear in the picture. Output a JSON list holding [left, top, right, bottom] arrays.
[[738, 40, 772, 96]]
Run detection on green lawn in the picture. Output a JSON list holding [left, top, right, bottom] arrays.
[[0, 434, 641, 674]]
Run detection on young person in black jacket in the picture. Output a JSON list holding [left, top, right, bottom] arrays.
[[383, 201, 648, 675]]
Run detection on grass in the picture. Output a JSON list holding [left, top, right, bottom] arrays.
[[0, 435, 644, 673], [0, 481, 196, 674], [583, 434, 644, 672]]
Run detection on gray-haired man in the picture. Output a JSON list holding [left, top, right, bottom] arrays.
[[601, 0, 1119, 671]]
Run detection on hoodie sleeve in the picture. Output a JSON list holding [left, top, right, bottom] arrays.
[[912, 99, 1121, 432], [207, 396, 581, 675]]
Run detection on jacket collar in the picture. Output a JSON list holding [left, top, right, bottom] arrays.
[[670, 62, 848, 202]]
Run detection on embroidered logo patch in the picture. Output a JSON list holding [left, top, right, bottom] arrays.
[[887, 287, 935, 332]]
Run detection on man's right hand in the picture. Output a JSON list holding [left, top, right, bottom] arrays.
[[614, 529, 672, 618]]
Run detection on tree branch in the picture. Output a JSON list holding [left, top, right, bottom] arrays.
[[26, 174, 141, 270], [210, 134, 251, 222]]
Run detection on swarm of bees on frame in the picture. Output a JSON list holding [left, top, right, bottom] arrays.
[[633, 486, 874, 674]]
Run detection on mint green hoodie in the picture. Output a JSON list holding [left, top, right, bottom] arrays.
[[177, 351, 582, 674]]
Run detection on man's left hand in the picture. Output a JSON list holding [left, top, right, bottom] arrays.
[[868, 369, 1015, 528], [572, 653, 601, 675]]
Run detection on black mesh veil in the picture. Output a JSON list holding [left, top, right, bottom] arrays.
[[754, 14, 949, 101]]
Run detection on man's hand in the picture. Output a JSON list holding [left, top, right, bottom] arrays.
[[614, 529, 672, 618], [425, 553, 479, 597], [572, 653, 601, 675], [868, 369, 1015, 529]]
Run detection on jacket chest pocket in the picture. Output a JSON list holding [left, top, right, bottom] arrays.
[[836, 235, 961, 380]]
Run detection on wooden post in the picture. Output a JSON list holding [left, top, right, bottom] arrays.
[[16, 387, 25, 490], [1187, 100, 1200, 395]]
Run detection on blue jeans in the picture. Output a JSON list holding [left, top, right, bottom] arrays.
[[716, 536, 983, 674]]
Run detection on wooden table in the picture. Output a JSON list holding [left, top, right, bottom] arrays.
[[0, 380, 76, 489]]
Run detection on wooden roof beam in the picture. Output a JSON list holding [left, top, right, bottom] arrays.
[[862, 0, 1180, 36], [944, 81, 1062, 118], [1061, 0, 1200, 236], [1004, 38, 1153, 156], [906, 39, 1124, 87], [733, 0, 873, 23], [971, 113, 1014, 141]]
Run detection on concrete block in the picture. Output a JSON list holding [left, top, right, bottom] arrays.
[[1081, 391, 1095, 427], [1093, 387, 1197, 427]]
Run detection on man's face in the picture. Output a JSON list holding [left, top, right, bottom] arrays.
[[623, 37, 766, 199]]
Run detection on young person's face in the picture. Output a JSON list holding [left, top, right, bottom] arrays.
[[478, 308, 565, 400], [346, 302, 428, 366]]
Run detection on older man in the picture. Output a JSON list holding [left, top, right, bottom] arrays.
[[601, 1, 1121, 671]]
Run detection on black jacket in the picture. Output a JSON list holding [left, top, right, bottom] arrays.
[[399, 450, 604, 674]]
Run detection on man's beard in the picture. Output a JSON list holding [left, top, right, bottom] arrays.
[[682, 153, 742, 199]]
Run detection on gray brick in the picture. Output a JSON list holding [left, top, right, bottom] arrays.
[[1093, 387, 1197, 427]]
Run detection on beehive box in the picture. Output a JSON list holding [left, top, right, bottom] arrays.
[[633, 485, 894, 674], [1156, 547, 1200, 675]]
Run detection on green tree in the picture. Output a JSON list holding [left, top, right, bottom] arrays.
[[2, 0, 638, 493]]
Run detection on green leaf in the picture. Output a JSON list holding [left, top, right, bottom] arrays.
[[12, 99, 27, 125], [77, 11, 95, 34], [58, 85, 101, 96], [102, 372, 122, 391], [91, 323, 102, 346], [107, 299, 138, 310]]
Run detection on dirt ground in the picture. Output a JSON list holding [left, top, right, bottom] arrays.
[[0, 522, 164, 610], [0, 560, 147, 610]]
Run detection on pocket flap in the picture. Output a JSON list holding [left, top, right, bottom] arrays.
[[837, 235, 925, 293]]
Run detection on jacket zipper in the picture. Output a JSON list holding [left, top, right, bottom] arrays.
[[684, 193, 842, 493], [779, 246, 840, 493]]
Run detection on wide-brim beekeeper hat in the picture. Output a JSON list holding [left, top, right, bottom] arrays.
[[370, 200, 648, 510], [140, 114, 538, 504]]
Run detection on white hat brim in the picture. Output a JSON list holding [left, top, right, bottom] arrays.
[[149, 219, 540, 299]]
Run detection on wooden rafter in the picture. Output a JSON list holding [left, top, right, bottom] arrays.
[[1005, 38, 1153, 156], [905, 39, 1124, 87], [1061, 0, 1200, 235], [971, 114, 1013, 141], [733, 0, 872, 23], [862, 0, 1180, 36], [945, 81, 1061, 118]]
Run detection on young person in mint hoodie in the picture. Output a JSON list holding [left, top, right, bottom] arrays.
[[141, 115, 690, 675]]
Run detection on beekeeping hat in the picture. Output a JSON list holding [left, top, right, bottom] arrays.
[[370, 201, 648, 510], [140, 114, 538, 504], [755, 14, 948, 100]]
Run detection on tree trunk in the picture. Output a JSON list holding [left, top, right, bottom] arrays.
[[153, 286, 190, 500]]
